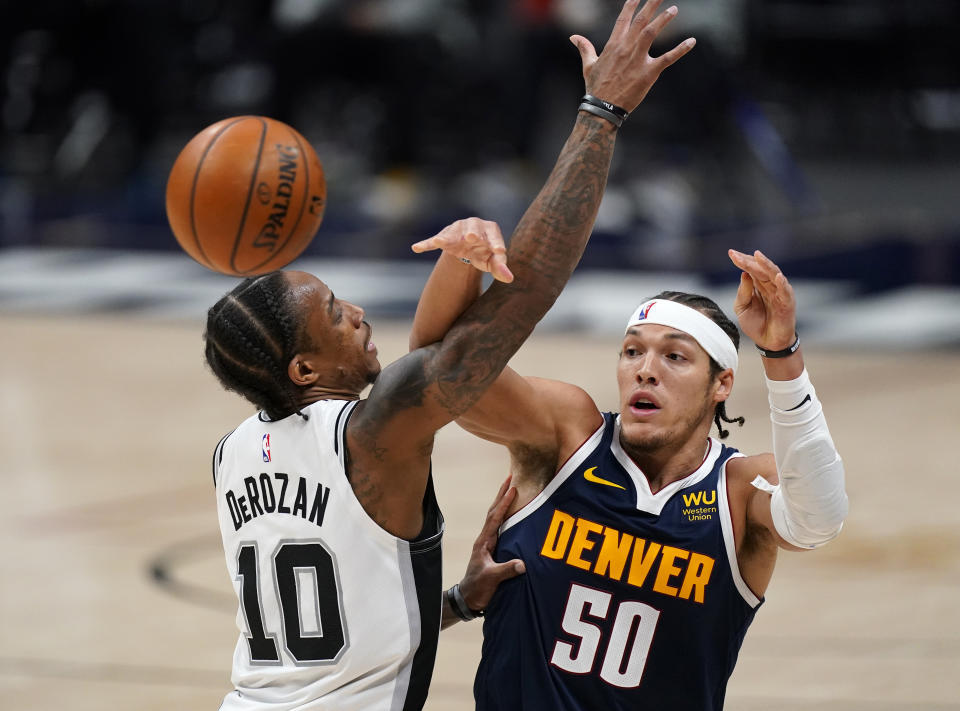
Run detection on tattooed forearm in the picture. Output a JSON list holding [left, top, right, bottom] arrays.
[[427, 114, 616, 412], [432, 322, 512, 414], [360, 115, 616, 430], [388, 114, 618, 421], [509, 115, 615, 287]]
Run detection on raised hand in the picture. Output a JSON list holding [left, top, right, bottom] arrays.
[[458, 475, 526, 613], [411, 217, 514, 283], [729, 249, 797, 352], [570, 0, 696, 112]]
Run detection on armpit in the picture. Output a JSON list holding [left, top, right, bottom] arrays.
[[510, 441, 561, 491]]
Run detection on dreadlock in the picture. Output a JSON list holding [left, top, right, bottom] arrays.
[[204, 272, 312, 420], [651, 290, 746, 439]]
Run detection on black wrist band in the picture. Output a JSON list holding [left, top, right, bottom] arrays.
[[578, 102, 624, 128], [581, 94, 629, 121], [447, 583, 483, 621], [756, 333, 800, 358]]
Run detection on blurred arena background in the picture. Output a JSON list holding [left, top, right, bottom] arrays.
[[2, 1, 959, 709]]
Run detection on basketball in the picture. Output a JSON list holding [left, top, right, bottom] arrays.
[[165, 116, 326, 276]]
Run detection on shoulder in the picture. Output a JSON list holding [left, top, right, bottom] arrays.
[[505, 376, 603, 451], [224, 410, 268, 441], [303, 398, 358, 420], [525, 377, 599, 416], [727, 452, 778, 489], [525, 378, 605, 472], [724, 452, 778, 526]]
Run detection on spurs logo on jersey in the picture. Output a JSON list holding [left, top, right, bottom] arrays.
[[213, 399, 443, 711]]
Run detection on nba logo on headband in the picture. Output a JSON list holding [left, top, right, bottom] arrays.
[[636, 302, 656, 321], [625, 299, 739, 373]]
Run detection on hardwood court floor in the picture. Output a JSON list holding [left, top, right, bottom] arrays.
[[2, 313, 958, 710]]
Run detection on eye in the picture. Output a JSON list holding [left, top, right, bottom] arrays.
[[334, 303, 344, 325], [667, 352, 685, 361], [624, 347, 639, 357]]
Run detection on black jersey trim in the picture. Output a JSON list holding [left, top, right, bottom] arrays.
[[334, 400, 359, 469], [400, 477, 444, 710], [211, 430, 234, 488], [409, 474, 445, 554]]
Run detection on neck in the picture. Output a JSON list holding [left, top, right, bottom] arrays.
[[619, 428, 713, 494], [299, 385, 361, 405]]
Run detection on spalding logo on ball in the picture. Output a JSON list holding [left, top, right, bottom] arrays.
[[166, 116, 326, 276]]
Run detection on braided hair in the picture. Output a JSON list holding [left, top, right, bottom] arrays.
[[204, 272, 312, 420], [650, 290, 746, 439]]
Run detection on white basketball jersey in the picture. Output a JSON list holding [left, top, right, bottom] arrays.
[[213, 398, 444, 711]]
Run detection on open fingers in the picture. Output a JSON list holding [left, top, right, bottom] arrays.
[[657, 36, 697, 68], [631, 3, 677, 54], [629, 0, 664, 34], [610, 0, 646, 43]]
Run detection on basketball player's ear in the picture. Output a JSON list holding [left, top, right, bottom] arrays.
[[288, 354, 321, 387], [713, 369, 734, 403]]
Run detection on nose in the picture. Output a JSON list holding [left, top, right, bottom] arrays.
[[347, 302, 365, 327], [635, 353, 659, 385]]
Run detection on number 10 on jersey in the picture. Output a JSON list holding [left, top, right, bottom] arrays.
[[236, 540, 348, 664]]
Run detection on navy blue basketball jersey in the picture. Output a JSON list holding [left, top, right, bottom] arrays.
[[474, 413, 761, 711]]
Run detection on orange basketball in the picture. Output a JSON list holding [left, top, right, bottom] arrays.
[[165, 116, 326, 276]]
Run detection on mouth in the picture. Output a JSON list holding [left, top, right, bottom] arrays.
[[364, 322, 377, 354], [628, 392, 661, 417]]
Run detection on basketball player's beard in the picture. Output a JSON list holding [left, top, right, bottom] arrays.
[[622, 391, 716, 456]]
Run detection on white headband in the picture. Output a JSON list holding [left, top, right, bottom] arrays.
[[625, 299, 738, 373]]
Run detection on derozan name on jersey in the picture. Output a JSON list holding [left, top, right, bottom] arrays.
[[225, 472, 331, 531]]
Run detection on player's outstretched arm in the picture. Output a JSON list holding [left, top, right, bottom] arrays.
[[372, 0, 693, 431], [347, 0, 695, 536], [728, 249, 849, 555]]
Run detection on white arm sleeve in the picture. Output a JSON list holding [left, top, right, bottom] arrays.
[[766, 368, 848, 549]]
